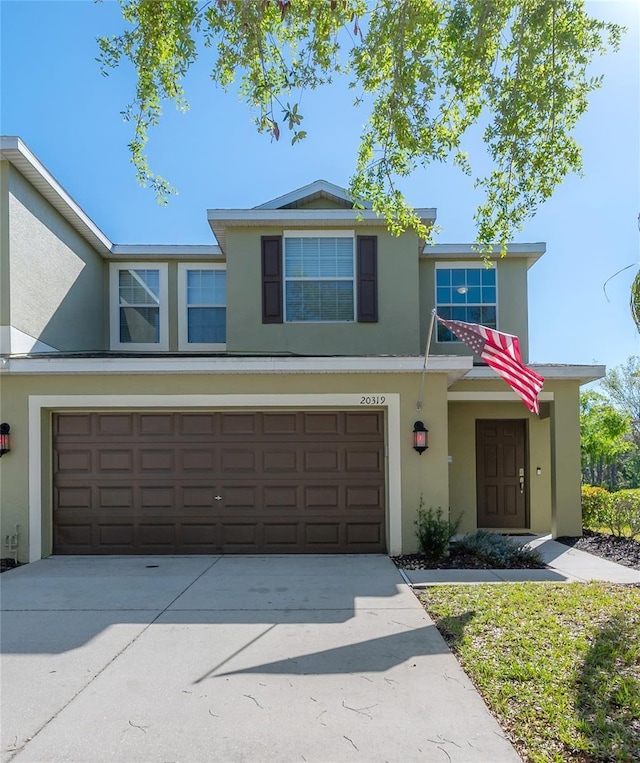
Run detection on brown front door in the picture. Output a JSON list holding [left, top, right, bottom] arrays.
[[52, 410, 386, 555], [476, 419, 527, 528]]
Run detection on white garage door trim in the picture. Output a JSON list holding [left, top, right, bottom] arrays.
[[29, 393, 402, 561]]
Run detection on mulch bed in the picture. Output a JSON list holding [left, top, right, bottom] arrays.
[[556, 530, 640, 571], [0, 558, 20, 574], [394, 531, 640, 572], [392, 547, 546, 571]]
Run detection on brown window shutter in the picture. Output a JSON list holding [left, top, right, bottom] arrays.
[[262, 236, 283, 324], [357, 235, 378, 322]]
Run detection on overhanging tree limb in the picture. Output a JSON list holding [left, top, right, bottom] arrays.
[[98, 0, 623, 249]]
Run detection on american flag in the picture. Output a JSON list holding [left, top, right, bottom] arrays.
[[436, 315, 545, 414]]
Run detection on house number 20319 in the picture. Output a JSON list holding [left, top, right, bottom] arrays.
[[360, 396, 386, 405]]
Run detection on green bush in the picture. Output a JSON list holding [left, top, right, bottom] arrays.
[[414, 502, 462, 562], [581, 485, 611, 530], [453, 531, 544, 568], [605, 489, 640, 539]]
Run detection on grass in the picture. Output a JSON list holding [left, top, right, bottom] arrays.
[[419, 583, 640, 763]]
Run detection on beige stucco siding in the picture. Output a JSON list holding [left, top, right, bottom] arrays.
[[419, 256, 530, 362], [8, 165, 106, 351], [0, 163, 10, 326], [226, 227, 422, 356], [0, 370, 450, 561]]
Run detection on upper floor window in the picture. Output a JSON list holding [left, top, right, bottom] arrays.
[[110, 263, 168, 350], [178, 264, 226, 350], [284, 231, 355, 322], [435, 263, 497, 342]]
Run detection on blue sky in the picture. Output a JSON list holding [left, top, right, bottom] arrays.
[[1, 0, 638, 371]]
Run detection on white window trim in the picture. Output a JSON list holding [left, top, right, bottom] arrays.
[[283, 230, 357, 323], [434, 262, 499, 344], [177, 263, 227, 351], [109, 263, 169, 351]]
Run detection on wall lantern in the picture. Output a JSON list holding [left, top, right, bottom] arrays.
[[413, 420, 428, 455], [0, 423, 10, 457]]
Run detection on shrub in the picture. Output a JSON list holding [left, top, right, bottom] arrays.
[[581, 485, 611, 530], [604, 489, 640, 540], [453, 531, 544, 568], [414, 502, 462, 562]]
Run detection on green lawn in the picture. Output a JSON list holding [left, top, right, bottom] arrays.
[[419, 583, 640, 763]]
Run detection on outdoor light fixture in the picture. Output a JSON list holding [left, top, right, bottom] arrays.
[[413, 420, 428, 455], [0, 424, 10, 457]]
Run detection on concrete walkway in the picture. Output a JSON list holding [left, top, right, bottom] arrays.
[[403, 535, 640, 586], [1, 555, 521, 763]]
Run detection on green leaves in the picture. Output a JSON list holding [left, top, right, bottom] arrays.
[[100, 0, 624, 247]]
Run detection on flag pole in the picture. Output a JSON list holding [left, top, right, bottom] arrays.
[[416, 309, 437, 411]]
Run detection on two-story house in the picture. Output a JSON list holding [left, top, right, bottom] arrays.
[[0, 137, 603, 563]]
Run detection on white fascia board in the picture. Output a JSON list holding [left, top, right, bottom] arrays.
[[207, 208, 437, 225], [254, 180, 370, 210], [110, 244, 223, 258], [448, 391, 555, 402], [1, 354, 473, 383], [1, 136, 113, 256], [422, 242, 546, 268], [464, 364, 606, 384]]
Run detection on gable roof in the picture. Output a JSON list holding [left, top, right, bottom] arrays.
[[1, 136, 113, 255], [254, 179, 372, 210]]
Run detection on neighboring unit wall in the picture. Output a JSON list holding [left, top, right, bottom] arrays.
[[419, 255, 530, 362], [7, 164, 106, 352], [226, 227, 422, 356]]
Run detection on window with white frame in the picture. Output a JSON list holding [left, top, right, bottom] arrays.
[[109, 263, 168, 350], [284, 231, 355, 322], [435, 263, 497, 342], [178, 264, 226, 350]]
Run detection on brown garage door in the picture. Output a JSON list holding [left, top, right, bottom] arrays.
[[53, 411, 386, 554]]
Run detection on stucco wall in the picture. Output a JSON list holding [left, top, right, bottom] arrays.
[[0, 370, 450, 561], [0, 163, 10, 327], [8, 165, 106, 351], [419, 256, 530, 362], [226, 227, 422, 356]]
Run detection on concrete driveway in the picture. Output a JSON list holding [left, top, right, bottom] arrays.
[[1, 555, 520, 762]]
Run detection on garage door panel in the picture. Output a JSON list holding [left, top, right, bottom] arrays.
[[346, 449, 383, 472], [346, 485, 383, 509], [181, 449, 216, 471], [263, 523, 299, 546], [182, 486, 217, 508], [55, 413, 92, 436], [347, 523, 382, 545], [262, 413, 298, 434], [303, 412, 340, 435], [263, 485, 299, 509], [53, 411, 385, 554], [56, 449, 92, 474], [179, 413, 216, 435], [263, 449, 298, 472], [56, 486, 92, 509], [98, 450, 134, 472], [305, 523, 340, 545], [221, 449, 256, 472], [304, 450, 339, 472], [304, 485, 340, 508], [97, 414, 132, 436], [345, 412, 383, 435], [221, 413, 258, 435], [139, 449, 175, 472]]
